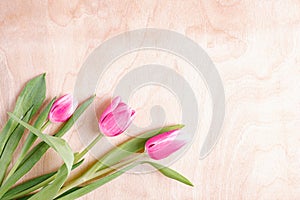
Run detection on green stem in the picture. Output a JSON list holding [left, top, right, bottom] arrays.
[[56, 153, 144, 197], [92, 153, 144, 179], [74, 134, 103, 163], [40, 120, 51, 131], [4, 120, 51, 182], [56, 162, 141, 200]]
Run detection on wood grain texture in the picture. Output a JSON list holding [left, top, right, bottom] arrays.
[[0, 0, 300, 199]]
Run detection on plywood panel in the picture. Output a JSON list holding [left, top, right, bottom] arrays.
[[0, 1, 299, 199]]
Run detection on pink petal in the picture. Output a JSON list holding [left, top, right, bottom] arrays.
[[100, 96, 121, 122], [48, 94, 77, 123], [98, 96, 136, 137], [145, 129, 187, 160]]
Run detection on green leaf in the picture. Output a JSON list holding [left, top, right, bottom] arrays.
[[0, 74, 46, 184], [0, 143, 48, 199], [29, 159, 85, 200], [56, 163, 140, 200], [2, 173, 55, 200], [19, 98, 56, 160], [0, 73, 46, 157], [16, 194, 34, 200], [8, 113, 75, 200], [5, 98, 56, 181], [8, 112, 74, 174], [144, 161, 193, 187], [96, 124, 184, 171], [0, 107, 33, 184], [29, 165, 68, 200], [55, 186, 81, 199], [3, 160, 84, 200], [0, 95, 95, 199]]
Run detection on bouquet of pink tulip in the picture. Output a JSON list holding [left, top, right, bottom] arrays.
[[0, 74, 193, 200]]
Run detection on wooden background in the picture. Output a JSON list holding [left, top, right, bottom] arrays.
[[0, 0, 300, 199]]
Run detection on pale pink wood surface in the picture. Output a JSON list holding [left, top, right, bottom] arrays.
[[0, 1, 300, 199]]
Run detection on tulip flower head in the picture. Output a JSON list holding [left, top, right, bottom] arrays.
[[99, 96, 135, 137], [145, 129, 187, 160], [48, 94, 78, 123]]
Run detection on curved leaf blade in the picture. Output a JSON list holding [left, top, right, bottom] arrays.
[[0, 73, 46, 156], [5, 98, 56, 182], [8, 112, 74, 173], [0, 108, 33, 183], [144, 161, 193, 187], [8, 113, 75, 200]]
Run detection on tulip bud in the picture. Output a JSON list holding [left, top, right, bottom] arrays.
[[48, 94, 78, 123], [99, 96, 135, 137], [145, 129, 187, 160]]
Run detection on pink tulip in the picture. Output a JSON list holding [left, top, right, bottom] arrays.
[[145, 129, 187, 160], [48, 94, 78, 123], [99, 96, 135, 137]]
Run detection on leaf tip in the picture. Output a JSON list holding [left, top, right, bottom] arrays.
[[186, 180, 194, 187], [178, 124, 185, 129], [35, 72, 46, 80], [88, 94, 96, 101]]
